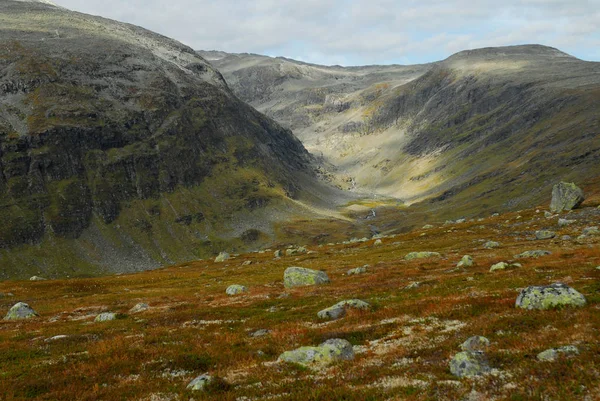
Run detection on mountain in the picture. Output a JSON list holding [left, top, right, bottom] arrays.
[[0, 1, 342, 278], [199, 45, 600, 218]]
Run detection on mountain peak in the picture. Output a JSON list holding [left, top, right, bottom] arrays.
[[445, 44, 575, 62]]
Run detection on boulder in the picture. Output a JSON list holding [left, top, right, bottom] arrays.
[[274, 250, 283, 258], [489, 262, 509, 272], [550, 182, 584, 213], [214, 252, 230, 263], [250, 329, 270, 338], [537, 345, 579, 361], [457, 255, 474, 268], [129, 303, 149, 314], [516, 283, 586, 310], [347, 266, 367, 275], [333, 299, 371, 310], [460, 336, 490, 352], [285, 247, 307, 256], [535, 230, 556, 240], [95, 312, 117, 322], [449, 351, 491, 378], [374, 239, 383, 246], [187, 374, 213, 391], [405, 251, 441, 260], [226, 285, 248, 296], [278, 338, 354, 367], [483, 241, 500, 249], [283, 267, 330, 288], [4, 302, 38, 320], [515, 250, 552, 259], [558, 218, 575, 227], [317, 305, 346, 320], [29, 276, 47, 281]]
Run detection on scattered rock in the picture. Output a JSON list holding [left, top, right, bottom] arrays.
[[405, 252, 441, 260], [317, 305, 346, 320], [561, 235, 572, 241], [226, 285, 248, 296], [544, 211, 553, 218], [242, 261, 252, 266], [537, 345, 579, 361], [347, 266, 367, 275], [95, 312, 117, 322], [274, 250, 283, 258], [535, 230, 556, 240], [550, 182, 584, 213], [449, 351, 491, 378], [129, 303, 149, 314], [278, 338, 354, 367], [333, 299, 371, 310], [423, 224, 434, 229], [516, 283, 586, 310], [460, 336, 490, 352], [457, 255, 474, 268], [489, 262, 510, 272], [405, 281, 421, 289], [374, 239, 383, 246], [558, 218, 575, 227], [45, 335, 69, 342], [286, 247, 307, 256], [29, 276, 47, 281], [214, 252, 230, 263], [283, 267, 330, 288], [187, 374, 213, 391], [515, 250, 552, 259], [4, 302, 39, 320], [483, 241, 500, 249], [250, 329, 270, 338], [582, 226, 599, 236]]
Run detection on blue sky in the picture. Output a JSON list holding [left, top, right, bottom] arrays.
[[54, 0, 600, 66]]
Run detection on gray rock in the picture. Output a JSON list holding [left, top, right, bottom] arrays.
[[333, 299, 371, 310], [317, 305, 346, 320], [347, 266, 367, 275], [561, 235, 572, 241], [483, 241, 500, 249], [29, 276, 47, 281], [226, 284, 248, 296], [489, 262, 509, 272], [516, 283, 586, 310], [537, 345, 579, 361], [558, 218, 575, 227], [449, 351, 491, 378], [457, 255, 474, 268], [214, 252, 230, 263], [274, 250, 283, 258], [405, 281, 421, 289], [187, 374, 213, 391], [515, 250, 552, 259], [550, 182, 584, 213], [250, 329, 270, 338], [582, 226, 599, 236], [4, 302, 38, 320], [94, 312, 117, 322], [278, 338, 354, 367], [129, 303, 149, 314], [422, 224, 434, 229], [544, 211, 553, 218], [242, 260, 252, 266], [285, 247, 307, 256], [373, 239, 383, 246], [283, 267, 330, 288], [535, 230, 556, 240], [404, 251, 441, 260], [460, 336, 490, 352]]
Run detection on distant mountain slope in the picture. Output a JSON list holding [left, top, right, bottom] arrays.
[[0, 1, 335, 278], [199, 45, 600, 217]]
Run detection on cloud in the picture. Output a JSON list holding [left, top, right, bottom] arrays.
[[54, 0, 600, 65]]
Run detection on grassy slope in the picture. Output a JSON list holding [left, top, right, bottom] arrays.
[[1, 205, 599, 400]]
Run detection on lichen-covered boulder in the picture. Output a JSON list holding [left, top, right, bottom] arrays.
[[535, 230, 556, 240], [347, 266, 367, 275], [187, 374, 213, 391], [4, 302, 39, 320], [214, 252, 230, 262], [278, 338, 354, 367], [490, 262, 509, 272], [449, 351, 491, 378], [457, 255, 474, 268], [516, 283, 586, 310], [460, 336, 490, 352], [129, 303, 149, 314], [95, 312, 117, 322], [483, 241, 500, 249], [334, 299, 371, 310], [550, 182, 584, 213], [515, 250, 552, 259], [226, 284, 248, 296], [537, 345, 579, 361], [405, 251, 441, 260], [283, 267, 330, 288], [317, 305, 346, 320]]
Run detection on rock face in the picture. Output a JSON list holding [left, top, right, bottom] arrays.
[[187, 374, 213, 391], [405, 251, 441, 260], [283, 267, 330, 288], [550, 182, 585, 213], [449, 351, 491, 378], [537, 345, 579, 361], [516, 283, 587, 310], [4, 302, 38, 320], [0, 1, 315, 279], [278, 338, 354, 367], [226, 284, 248, 296]]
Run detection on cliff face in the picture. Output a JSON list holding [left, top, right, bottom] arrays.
[[0, 1, 315, 278]]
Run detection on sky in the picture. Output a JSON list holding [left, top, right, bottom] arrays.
[[53, 0, 600, 66]]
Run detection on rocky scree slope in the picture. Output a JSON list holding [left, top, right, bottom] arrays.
[[200, 46, 600, 219], [0, 1, 319, 278]]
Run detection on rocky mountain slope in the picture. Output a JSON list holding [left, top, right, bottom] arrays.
[[200, 46, 600, 218], [0, 0, 341, 278]]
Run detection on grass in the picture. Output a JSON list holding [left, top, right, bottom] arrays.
[[0, 205, 598, 400]]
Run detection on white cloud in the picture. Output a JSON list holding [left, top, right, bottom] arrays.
[[53, 0, 600, 65]]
